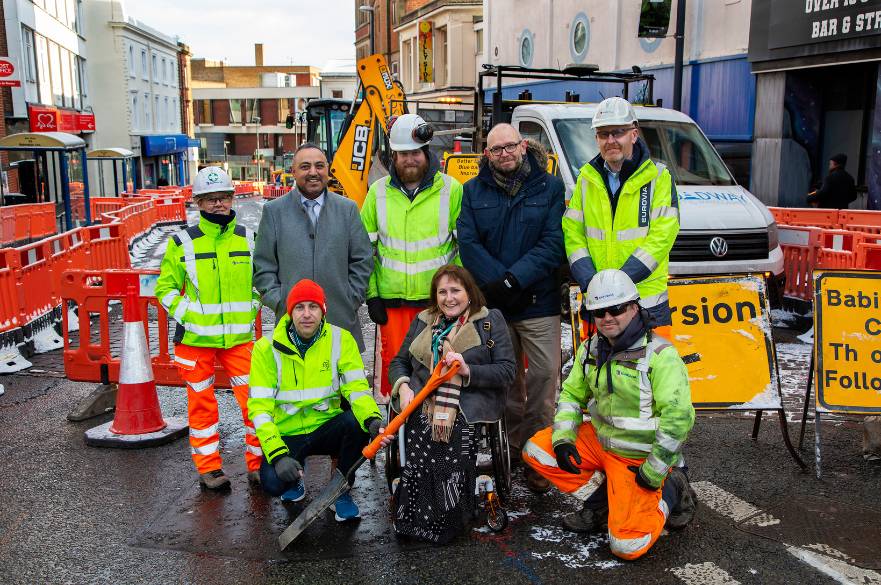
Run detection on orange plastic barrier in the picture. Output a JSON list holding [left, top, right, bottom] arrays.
[[0, 203, 57, 245], [838, 210, 881, 229], [62, 268, 263, 387], [856, 243, 881, 270], [778, 225, 821, 301], [262, 185, 288, 199], [785, 208, 839, 228]]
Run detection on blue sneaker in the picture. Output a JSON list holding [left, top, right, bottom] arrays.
[[332, 492, 360, 522], [280, 480, 305, 502]]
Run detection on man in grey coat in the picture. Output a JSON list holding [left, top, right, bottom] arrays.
[[253, 143, 373, 351]]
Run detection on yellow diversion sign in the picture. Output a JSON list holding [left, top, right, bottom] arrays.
[[668, 274, 781, 409], [443, 153, 559, 185], [814, 270, 881, 413]]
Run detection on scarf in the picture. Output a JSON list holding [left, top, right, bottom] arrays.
[[422, 312, 467, 442], [491, 155, 532, 198], [200, 209, 236, 226], [593, 309, 650, 394], [287, 318, 323, 356]]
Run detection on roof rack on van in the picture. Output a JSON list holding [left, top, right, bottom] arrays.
[[474, 64, 656, 151]]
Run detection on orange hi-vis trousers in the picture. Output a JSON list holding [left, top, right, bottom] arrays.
[[173, 342, 262, 474], [378, 306, 424, 397], [522, 424, 669, 561]]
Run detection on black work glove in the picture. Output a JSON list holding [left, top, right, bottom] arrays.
[[366, 298, 388, 325], [554, 443, 582, 475], [366, 417, 383, 440], [273, 455, 303, 483], [484, 273, 522, 311], [628, 465, 659, 491]]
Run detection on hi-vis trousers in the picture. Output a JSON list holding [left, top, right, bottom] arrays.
[[378, 306, 423, 397], [522, 424, 669, 560], [173, 342, 262, 474]]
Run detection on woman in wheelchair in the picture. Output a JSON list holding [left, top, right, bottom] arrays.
[[386, 264, 516, 543]]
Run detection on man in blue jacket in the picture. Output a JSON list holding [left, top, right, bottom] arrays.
[[457, 123, 566, 493]]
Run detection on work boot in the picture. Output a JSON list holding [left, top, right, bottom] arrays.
[[247, 471, 261, 485], [199, 469, 231, 490], [665, 468, 697, 530], [524, 466, 551, 494], [562, 502, 609, 533]]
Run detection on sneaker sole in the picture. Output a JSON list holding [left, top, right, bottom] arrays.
[[331, 504, 361, 522], [280, 492, 305, 503]]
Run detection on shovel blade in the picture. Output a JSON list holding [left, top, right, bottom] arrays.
[[277, 468, 351, 550]]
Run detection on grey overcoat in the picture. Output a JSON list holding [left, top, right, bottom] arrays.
[[253, 187, 373, 351]]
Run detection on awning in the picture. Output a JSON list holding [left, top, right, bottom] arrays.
[[0, 131, 86, 151], [87, 147, 135, 159], [141, 134, 191, 157]]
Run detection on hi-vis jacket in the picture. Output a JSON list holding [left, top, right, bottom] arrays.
[[552, 333, 694, 489], [563, 149, 679, 325], [156, 214, 260, 348], [361, 171, 462, 302], [247, 317, 381, 464]]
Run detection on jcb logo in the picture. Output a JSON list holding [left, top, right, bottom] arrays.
[[351, 125, 370, 171], [380, 65, 394, 90]]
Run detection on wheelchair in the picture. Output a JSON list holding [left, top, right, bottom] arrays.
[[382, 401, 513, 533]]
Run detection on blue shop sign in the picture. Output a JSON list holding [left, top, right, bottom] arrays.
[[141, 134, 191, 156]]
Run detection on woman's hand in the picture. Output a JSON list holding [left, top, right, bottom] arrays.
[[399, 383, 415, 409], [443, 352, 470, 378], [376, 427, 393, 448]]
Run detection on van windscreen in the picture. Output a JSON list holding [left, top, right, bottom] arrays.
[[552, 118, 735, 186]]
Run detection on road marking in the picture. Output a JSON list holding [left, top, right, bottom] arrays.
[[670, 562, 741, 584], [691, 481, 780, 526], [787, 545, 881, 585]]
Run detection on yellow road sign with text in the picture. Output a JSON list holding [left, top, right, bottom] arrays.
[[814, 270, 881, 414], [443, 153, 559, 185], [668, 274, 780, 409]]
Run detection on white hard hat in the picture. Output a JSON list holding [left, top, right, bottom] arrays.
[[583, 269, 640, 311], [192, 166, 235, 197], [591, 97, 637, 129], [389, 113, 433, 151]]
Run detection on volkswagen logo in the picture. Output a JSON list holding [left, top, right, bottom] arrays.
[[709, 236, 728, 258]]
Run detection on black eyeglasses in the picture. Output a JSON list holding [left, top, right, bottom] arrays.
[[595, 127, 636, 141], [487, 142, 522, 156], [591, 302, 632, 319]]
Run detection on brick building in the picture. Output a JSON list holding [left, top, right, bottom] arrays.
[[191, 44, 320, 181], [355, 0, 403, 77]]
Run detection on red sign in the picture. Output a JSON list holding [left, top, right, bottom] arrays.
[[29, 105, 58, 132], [0, 58, 21, 87], [58, 109, 77, 132], [77, 113, 96, 132], [28, 104, 96, 134]]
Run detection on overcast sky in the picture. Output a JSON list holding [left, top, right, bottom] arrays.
[[123, 0, 356, 68]]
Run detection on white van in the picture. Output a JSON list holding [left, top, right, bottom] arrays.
[[508, 103, 784, 298]]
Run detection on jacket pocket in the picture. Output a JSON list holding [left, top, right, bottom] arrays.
[[519, 194, 549, 225]]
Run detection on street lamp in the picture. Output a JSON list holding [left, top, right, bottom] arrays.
[[359, 5, 375, 56], [253, 115, 261, 181]]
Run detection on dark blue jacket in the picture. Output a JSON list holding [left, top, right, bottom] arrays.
[[457, 145, 565, 322]]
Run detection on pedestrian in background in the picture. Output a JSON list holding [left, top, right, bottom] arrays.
[[807, 153, 857, 209], [457, 123, 565, 494]]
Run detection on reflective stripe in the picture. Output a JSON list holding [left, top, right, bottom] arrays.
[[252, 413, 273, 428], [572, 471, 606, 501], [617, 226, 649, 241], [655, 430, 682, 454], [229, 374, 249, 387], [609, 533, 651, 556], [173, 298, 189, 322], [564, 208, 584, 222], [160, 291, 178, 311], [568, 248, 590, 265], [438, 175, 452, 234], [523, 439, 559, 468], [367, 231, 378, 243], [633, 247, 659, 273], [646, 453, 669, 476], [189, 423, 219, 438], [272, 348, 283, 392], [330, 327, 341, 393], [245, 444, 263, 456], [249, 386, 275, 399], [658, 498, 670, 519], [379, 250, 456, 274], [379, 233, 452, 253], [276, 386, 335, 402], [375, 175, 453, 255], [584, 226, 606, 240], [191, 441, 219, 455], [245, 425, 256, 435], [375, 180, 389, 238], [341, 368, 366, 385], [348, 390, 372, 402], [650, 206, 679, 220], [188, 301, 255, 315], [176, 230, 200, 292], [640, 290, 668, 309], [556, 401, 583, 416], [553, 420, 579, 433], [174, 354, 196, 368], [188, 376, 215, 393], [279, 402, 301, 416], [610, 437, 653, 453], [588, 402, 658, 431], [184, 323, 252, 336], [639, 369, 654, 420]]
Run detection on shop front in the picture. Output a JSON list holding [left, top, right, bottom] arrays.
[[140, 134, 193, 189], [749, 0, 881, 209]]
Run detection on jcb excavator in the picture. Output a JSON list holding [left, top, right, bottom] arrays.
[[305, 54, 406, 208]]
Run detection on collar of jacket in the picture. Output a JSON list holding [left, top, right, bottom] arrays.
[[388, 148, 441, 197], [197, 209, 238, 238], [585, 136, 652, 191], [271, 314, 329, 359], [476, 139, 549, 189], [409, 306, 490, 369]]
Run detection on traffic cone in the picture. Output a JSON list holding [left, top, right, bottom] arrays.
[[85, 284, 188, 448]]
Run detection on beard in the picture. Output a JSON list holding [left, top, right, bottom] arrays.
[[396, 159, 428, 185]]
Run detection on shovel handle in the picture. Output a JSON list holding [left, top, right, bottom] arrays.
[[362, 361, 460, 460]]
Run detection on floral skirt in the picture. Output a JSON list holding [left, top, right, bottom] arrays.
[[393, 411, 476, 544]]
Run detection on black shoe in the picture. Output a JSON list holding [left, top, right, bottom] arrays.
[[665, 468, 697, 530], [199, 469, 231, 490], [561, 503, 609, 533]]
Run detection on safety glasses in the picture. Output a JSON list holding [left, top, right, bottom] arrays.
[[591, 302, 632, 319], [595, 127, 636, 141]]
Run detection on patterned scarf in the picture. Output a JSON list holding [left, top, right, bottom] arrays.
[[422, 313, 467, 442], [490, 155, 532, 198]]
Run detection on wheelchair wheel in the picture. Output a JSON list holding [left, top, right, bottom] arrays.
[[384, 408, 401, 493], [485, 491, 508, 533], [489, 418, 512, 502]]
